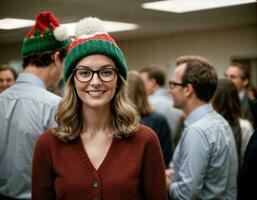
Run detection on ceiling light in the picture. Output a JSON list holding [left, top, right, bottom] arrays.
[[0, 17, 138, 35], [142, 0, 256, 13], [62, 20, 138, 36], [0, 18, 34, 30]]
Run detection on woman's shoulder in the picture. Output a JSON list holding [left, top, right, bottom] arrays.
[[36, 129, 61, 147]]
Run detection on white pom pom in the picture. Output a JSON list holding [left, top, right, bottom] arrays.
[[54, 26, 68, 41], [75, 16, 105, 39]]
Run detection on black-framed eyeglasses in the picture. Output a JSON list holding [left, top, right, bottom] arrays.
[[169, 81, 187, 89], [73, 67, 118, 82]]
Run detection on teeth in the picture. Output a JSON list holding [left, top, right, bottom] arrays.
[[87, 91, 104, 97]]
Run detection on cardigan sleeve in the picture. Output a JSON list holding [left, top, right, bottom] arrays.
[[141, 129, 168, 200], [32, 131, 56, 200]]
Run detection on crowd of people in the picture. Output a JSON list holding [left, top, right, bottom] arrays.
[[0, 11, 257, 200]]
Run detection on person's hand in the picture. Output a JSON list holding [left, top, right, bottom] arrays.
[[246, 88, 256, 101], [165, 168, 174, 190]]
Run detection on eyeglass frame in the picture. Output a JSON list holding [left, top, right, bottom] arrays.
[[72, 67, 118, 83], [169, 80, 187, 89]]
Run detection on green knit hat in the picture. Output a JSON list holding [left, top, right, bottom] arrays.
[[22, 11, 70, 56], [64, 17, 127, 82]]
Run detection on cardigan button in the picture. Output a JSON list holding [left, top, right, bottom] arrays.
[[93, 181, 99, 188]]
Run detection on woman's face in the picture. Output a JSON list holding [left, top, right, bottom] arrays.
[[73, 54, 118, 110], [0, 69, 16, 92]]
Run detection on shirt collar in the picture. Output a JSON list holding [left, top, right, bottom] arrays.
[[16, 73, 46, 89], [239, 90, 245, 101], [153, 88, 167, 95], [184, 103, 213, 127]]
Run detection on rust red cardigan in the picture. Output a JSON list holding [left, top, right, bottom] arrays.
[[32, 125, 168, 200]]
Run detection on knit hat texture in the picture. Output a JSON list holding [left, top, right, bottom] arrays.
[[64, 17, 127, 82], [22, 11, 70, 56]]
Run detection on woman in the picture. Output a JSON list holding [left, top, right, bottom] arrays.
[[212, 78, 253, 165], [0, 65, 17, 93], [32, 17, 168, 200], [127, 70, 172, 167]]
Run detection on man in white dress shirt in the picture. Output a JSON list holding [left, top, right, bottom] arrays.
[[0, 11, 70, 200]]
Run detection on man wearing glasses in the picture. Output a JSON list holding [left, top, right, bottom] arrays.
[[166, 55, 238, 200]]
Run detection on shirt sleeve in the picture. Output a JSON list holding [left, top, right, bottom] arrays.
[[141, 130, 169, 200], [169, 127, 210, 200], [32, 132, 56, 200], [44, 105, 59, 130]]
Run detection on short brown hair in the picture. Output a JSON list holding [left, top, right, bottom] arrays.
[[176, 55, 218, 102], [22, 47, 67, 69], [139, 67, 166, 86], [0, 65, 17, 80]]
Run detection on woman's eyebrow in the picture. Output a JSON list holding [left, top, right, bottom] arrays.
[[75, 64, 115, 69]]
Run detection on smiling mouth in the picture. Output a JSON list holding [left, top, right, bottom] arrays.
[[86, 90, 106, 97]]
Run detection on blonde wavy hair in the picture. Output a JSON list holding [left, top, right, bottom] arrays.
[[54, 74, 139, 142], [127, 70, 152, 116]]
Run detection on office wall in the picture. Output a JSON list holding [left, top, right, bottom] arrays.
[[118, 25, 257, 78], [0, 25, 256, 78]]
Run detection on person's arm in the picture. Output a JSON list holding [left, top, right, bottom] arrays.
[[141, 129, 168, 200], [169, 127, 209, 200], [32, 132, 56, 200], [45, 105, 59, 130]]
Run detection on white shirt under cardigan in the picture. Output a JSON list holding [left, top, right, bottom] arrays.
[[0, 73, 61, 199], [169, 104, 238, 200]]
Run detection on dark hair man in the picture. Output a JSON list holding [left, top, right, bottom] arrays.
[[0, 11, 70, 199]]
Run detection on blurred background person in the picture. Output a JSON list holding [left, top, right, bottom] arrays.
[[127, 70, 173, 167], [140, 67, 172, 100], [139, 67, 183, 151], [246, 84, 257, 129], [212, 78, 253, 166], [0, 11, 69, 200], [238, 128, 257, 200], [225, 63, 256, 127], [0, 65, 17, 93]]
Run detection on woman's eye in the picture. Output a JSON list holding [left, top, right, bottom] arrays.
[[78, 70, 91, 77], [101, 70, 113, 76]]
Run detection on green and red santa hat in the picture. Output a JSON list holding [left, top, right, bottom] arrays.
[[21, 11, 70, 56], [64, 17, 128, 82]]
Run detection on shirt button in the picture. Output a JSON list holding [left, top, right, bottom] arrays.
[[93, 181, 99, 188]]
